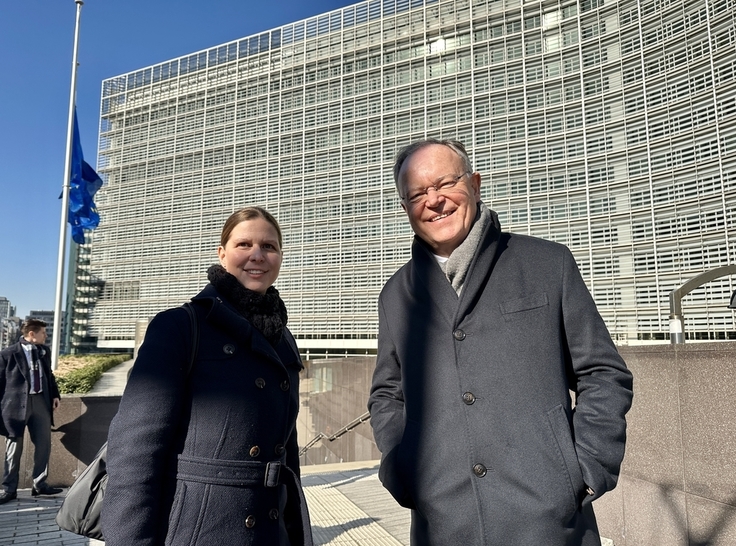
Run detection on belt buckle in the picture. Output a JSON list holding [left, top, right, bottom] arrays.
[[264, 461, 281, 487]]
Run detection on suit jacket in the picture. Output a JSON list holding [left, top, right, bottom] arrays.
[[102, 284, 310, 546], [0, 341, 60, 437], [368, 212, 634, 546]]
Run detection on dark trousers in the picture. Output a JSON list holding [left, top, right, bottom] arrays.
[[2, 394, 51, 493]]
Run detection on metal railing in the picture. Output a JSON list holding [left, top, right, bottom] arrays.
[[298, 411, 370, 456], [669, 264, 736, 343]]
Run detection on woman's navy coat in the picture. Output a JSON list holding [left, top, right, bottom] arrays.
[[102, 284, 309, 546]]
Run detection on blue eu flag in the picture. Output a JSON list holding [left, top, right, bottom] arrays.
[[69, 108, 103, 244]]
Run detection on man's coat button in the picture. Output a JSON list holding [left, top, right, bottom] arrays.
[[462, 392, 476, 405]]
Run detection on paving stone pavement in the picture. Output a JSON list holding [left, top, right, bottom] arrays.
[[302, 462, 410, 545], [0, 489, 103, 545], [86, 359, 134, 396]]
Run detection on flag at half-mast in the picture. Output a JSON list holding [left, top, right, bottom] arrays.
[[69, 107, 103, 244]]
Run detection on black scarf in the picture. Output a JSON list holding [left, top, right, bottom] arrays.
[[207, 264, 288, 347]]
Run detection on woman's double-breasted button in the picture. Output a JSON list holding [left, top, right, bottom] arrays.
[[462, 392, 476, 405], [274, 444, 285, 456], [249, 446, 260, 457], [223, 343, 236, 355], [269, 509, 279, 520], [245, 515, 256, 528], [280, 380, 290, 391], [473, 463, 487, 477], [255, 378, 266, 389], [453, 329, 466, 341]]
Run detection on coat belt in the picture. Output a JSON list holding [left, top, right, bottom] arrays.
[[176, 453, 313, 546], [177, 454, 285, 488]]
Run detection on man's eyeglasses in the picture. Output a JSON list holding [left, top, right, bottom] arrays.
[[401, 172, 471, 205]]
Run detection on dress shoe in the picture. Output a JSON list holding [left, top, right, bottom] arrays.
[[31, 485, 62, 497], [0, 491, 17, 504]]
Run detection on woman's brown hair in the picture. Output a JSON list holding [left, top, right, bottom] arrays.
[[220, 206, 283, 249]]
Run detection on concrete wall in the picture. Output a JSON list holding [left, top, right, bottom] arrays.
[[1, 395, 121, 488], [595, 342, 736, 546], [297, 357, 381, 466]]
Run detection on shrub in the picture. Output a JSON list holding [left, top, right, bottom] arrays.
[[55, 354, 132, 394]]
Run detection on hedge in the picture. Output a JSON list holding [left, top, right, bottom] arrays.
[[55, 354, 132, 394]]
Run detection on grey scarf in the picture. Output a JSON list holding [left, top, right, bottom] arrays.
[[439, 201, 492, 294]]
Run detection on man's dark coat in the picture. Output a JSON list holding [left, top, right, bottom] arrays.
[[102, 284, 309, 546], [368, 214, 634, 545], [0, 341, 59, 438]]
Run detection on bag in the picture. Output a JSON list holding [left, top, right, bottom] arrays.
[[56, 302, 200, 538], [55, 442, 107, 539]]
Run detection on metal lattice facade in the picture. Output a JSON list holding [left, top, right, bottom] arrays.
[[77, 0, 736, 354]]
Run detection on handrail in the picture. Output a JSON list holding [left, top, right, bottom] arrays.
[[669, 264, 736, 343], [299, 433, 327, 455], [298, 411, 370, 456]]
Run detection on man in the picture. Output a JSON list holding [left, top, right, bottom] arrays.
[[368, 139, 633, 545], [0, 319, 62, 503]]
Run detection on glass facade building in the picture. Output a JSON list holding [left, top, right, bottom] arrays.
[[73, 0, 736, 354]]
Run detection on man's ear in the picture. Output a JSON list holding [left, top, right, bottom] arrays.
[[470, 172, 482, 201]]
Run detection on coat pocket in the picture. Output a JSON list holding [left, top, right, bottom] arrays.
[[545, 405, 586, 517], [378, 419, 420, 511], [499, 292, 549, 322]]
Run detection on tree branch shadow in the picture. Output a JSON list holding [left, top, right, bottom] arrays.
[[644, 483, 736, 546]]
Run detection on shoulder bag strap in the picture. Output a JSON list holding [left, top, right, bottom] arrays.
[[182, 302, 199, 377]]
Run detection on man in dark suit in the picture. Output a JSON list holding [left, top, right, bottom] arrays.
[[368, 139, 634, 545], [0, 319, 62, 503]]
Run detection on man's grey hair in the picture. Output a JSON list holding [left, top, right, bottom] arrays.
[[392, 138, 474, 194]]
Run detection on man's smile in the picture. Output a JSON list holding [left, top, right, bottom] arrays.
[[429, 211, 452, 222]]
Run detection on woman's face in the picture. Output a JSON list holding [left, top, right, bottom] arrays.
[[217, 218, 283, 294]]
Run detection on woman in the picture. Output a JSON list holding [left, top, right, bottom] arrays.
[[102, 207, 312, 546]]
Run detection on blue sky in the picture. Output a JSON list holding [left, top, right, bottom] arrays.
[[0, 0, 353, 319]]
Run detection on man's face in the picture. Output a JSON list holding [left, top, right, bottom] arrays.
[[28, 328, 47, 344], [398, 144, 481, 257]]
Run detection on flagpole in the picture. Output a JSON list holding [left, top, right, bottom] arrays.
[[52, 0, 84, 370]]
